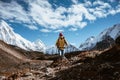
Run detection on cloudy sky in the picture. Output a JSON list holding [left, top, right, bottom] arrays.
[[0, 0, 120, 47]]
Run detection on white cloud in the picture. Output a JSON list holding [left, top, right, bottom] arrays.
[[116, 5, 120, 13], [79, 22, 87, 28], [0, 1, 30, 23], [69, 27, 78, 31], [91, 1, 113, 18], [72, 0, 78, 4], [0, 0, 120, 32], [93, 10, 107, 18], [54, 29, 64, 33], [108, 9, 116, 15], [40, 29, 51, 33], [84, 1, 92, 7], [93, 0, 104, 6], [26, 25, 38, 30]]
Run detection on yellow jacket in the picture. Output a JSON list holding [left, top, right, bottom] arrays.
[[56, 36, 67, 50]]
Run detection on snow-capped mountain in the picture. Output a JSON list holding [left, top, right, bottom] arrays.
[[0, 20, 46, 52], [79, 24, 120, 50], [46, 44, 79, 54], [96, 24, 120, 42], [79, 36, 95, 50]]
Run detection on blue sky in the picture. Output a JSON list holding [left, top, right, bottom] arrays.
[[0, 0, 120, 47]]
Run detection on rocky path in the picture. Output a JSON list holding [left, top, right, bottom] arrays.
[[0, 60, 54, 80]]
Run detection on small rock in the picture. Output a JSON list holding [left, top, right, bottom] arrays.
[[0, 76, 6, 80], [22, 72, 33, 77]]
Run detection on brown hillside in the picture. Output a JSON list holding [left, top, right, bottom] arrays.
[[50, 45, 120, 80], [0, 40, 28, 72]]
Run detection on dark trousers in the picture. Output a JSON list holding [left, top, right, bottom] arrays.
[[58, 49, 64, 57]]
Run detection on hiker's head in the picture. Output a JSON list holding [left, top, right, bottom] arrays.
[[59, 32, 63, 37]]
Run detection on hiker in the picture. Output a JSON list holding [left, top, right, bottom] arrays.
[[56, 33, 68, 57]]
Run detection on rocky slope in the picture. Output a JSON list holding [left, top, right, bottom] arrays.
[[0, 36, 120, 80], [0, 40, 27, 76], [0, 40, 53, 80], [0, 40, 27, 61], [49, 38, 120, 80]]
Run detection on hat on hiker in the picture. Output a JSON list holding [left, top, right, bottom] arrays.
[[59, 32, 63, 36]]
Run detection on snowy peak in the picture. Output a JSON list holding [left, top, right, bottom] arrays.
[[108, 24, 120, 39], [65, 44, 80, 53], [34, 39, 44, 46], [79, 36, 95, 50], [0, 20, 45, 52], [79, 24, 120, 51], [97, 24, 120, 41], [85, 36, 95, 43], [0, 20, 16, 44], [33, 39, 46, 51], [0, 20, 13, 30]]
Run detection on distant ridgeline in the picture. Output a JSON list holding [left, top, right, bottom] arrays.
[[79, 24, 120, 51], [46, 44, 79, 54]]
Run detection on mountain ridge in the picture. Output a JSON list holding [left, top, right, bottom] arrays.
[[79, 24, 120, 50], [0, 20, 46, 52]]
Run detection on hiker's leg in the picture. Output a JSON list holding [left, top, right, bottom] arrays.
[[60, 50, 62, 56], [58, 49, 60, 56], [61, 50, 64, 57]]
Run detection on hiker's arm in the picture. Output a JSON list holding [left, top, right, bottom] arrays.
[[55, 39, 59, 46], [64, 39, 68, 46]]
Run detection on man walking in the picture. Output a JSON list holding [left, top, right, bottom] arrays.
[[56, 33, 68, 57]]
